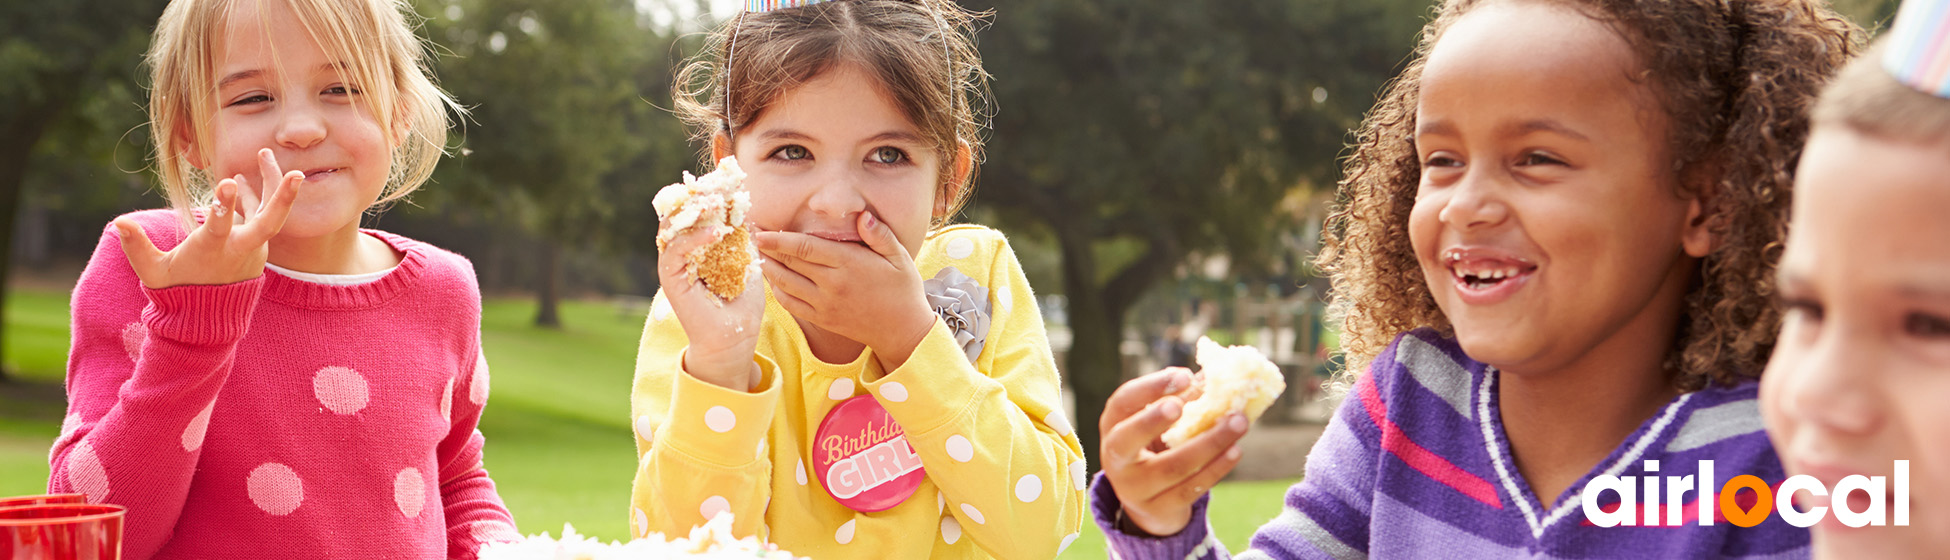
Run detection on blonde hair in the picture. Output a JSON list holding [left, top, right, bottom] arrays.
[[146, 0, 458, 224], [1812, 42, 1950, 150], [672, 0, 992, 227]]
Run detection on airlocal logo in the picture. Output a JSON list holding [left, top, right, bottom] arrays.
[[1581, 460, 1909, 528]]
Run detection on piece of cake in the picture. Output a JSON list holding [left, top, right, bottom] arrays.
[[654, 156, 755, 302], [479, 512, 806, 559], [1160, 337, 1287, 448]]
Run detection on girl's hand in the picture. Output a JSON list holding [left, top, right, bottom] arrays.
[[754, 212, 936, 373], [1100, 367, 1249, 537], [115, 148, 303, 290], [659, 224, 765, 392]]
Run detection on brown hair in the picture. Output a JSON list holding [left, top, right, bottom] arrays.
[[672, 0, 991, 227], [1813, 42, 1950, 150], [147, 0, 459, 226], [1317, 0, 1862, 390]]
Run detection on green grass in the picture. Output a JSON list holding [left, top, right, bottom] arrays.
[[0, 287, 1297, 558]]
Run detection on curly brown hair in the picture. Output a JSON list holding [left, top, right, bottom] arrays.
[[671, 0, 993, 228], [1317, 0, 1863, 391]]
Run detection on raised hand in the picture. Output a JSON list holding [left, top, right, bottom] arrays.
[[116, 148, 304, 289], [658, 223, 766, 392], [753, 212, 936, 372], [1100, 367, 1249, 536]]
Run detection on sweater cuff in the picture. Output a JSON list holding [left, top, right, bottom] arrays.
[[860, 320, 987, 434], [140, 277, 265, 346], [660, 351, 781, 467], [1090, 470, 1217, 559]]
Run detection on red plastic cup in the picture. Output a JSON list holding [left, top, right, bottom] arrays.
[[0, 495, 86, 509], [0, 504, 125, 560]]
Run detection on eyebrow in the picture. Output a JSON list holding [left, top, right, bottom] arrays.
[[216, 62, 350, 89], [756, 129, 929, 145], [1413, 118, 1591, 142]]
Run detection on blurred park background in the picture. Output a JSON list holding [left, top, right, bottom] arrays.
[[0, 0, 1900, 557]]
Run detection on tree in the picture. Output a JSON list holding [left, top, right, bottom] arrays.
[[419, 0, 689, 327], [0, 0, 169, 380], [971, 0, 1426, 471]]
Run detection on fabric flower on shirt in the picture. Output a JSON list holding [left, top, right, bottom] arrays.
[[924, 267, 991, 364]]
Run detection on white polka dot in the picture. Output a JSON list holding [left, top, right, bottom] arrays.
[[247, 462, 304, 515], [1071, 460, 1088, 491], [940, 515, 962, 544], [439, 377, 455, 424], [120, 323, 146, 364], [700, 495, 730, 520], [828, 377, 855, 400], [960, 503, 986, 525], [65, 440, 110, 504], [880, 382, 909, 403], [182, 400, 215, 452], [634, 416, 655, 444], [470, 520, 520, 544], [997, 287, 1013, 314], [632, 507, 649, 538], [470, 352, 491, 406], [312, 366, 369, 415], [705, 406, 737, 433], [1016, 474, 1043, 503], [1059, 532, 1080, 554], [796, 459, 808, 486], [1045, 411, 1074, 436], [945, 434, 974, 462], [946, 237, 976, 260], [395, 467, 426, 517], [652, 297, 672, 322], [835, 519, 857, 544]]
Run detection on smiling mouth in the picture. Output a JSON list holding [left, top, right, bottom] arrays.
[[1443, 249, 1539, 291], [301, 167, 343, 179]]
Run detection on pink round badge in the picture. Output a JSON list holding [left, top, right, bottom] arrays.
[[813, 394, 926, 512]]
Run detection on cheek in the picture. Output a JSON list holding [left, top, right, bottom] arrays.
[[1406, 192, 1445, 268]]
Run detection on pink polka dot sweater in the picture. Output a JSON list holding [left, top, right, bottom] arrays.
[[630, 225, 1089, 558], [48, 209, 519, 559]]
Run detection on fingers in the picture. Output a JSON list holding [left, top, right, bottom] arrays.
[[753, 231, 841, 269], [1100, 368, 1193, 437], [759, 259, 817, 305], [112, 218, 164, 287], [1101, 395, 1184, 472], [254, 148, 282, 215], [240, 169, 303, 243], [855, 211, 908, 260], [204, 179, 238, 239], [235, 173, 260, 222], [656, 226, 729, 288], [1156, 442, 1243, 506], [1146, 413, 1249, 487]]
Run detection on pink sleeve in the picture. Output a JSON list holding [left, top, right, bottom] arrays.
[[49, 221, 263, 560], [439, 340, 520, 560]]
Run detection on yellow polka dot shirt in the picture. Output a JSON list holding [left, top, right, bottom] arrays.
[[630, 224, 1087, 558]]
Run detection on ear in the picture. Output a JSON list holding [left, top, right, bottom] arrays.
[[712, 131, 733, 163], [177, 124, 208, 170], [935, 140, 974, 218], [1680, 184, 1717, 258]]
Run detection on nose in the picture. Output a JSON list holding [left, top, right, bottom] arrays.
[[1774, 324, 1883, 437], [1437, 167, 1509, 231], [804, 167, 865, 222], [275, 98, 327, 151]]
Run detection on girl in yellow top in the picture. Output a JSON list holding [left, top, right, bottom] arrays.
[[628, 0, 1087, 557]]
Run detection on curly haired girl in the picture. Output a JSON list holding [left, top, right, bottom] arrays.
[[1088, 0, 1860, 557]]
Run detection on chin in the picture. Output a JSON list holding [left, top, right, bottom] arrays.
[[1447, 319, 1538, 370], [274, 208, 364, 239]]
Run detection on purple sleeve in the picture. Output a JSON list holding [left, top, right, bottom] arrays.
[[1090, 471, 1231, 560]]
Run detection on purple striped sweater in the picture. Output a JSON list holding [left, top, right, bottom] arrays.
[[1091, 328, 1808, 559]]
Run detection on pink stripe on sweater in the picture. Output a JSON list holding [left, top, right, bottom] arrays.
[[1357, 373, 1504, 508]]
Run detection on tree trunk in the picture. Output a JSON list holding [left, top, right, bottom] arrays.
[[533, 240, 562, 328]]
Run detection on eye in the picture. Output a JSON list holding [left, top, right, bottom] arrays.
[[325, 85, 361, 96], [228, 94, 271, 107], [1517, 151, 1566, 166], [770, 145, 810, 161], [1421, 153, 1462, 169], [1904, 312, 1950, 339], [869, 147, 907, 165], [1782, 298, 1825, 324]]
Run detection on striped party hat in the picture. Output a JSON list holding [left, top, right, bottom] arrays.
[[746, 0, 837, 12], [1884, 0, 1950, 98]]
